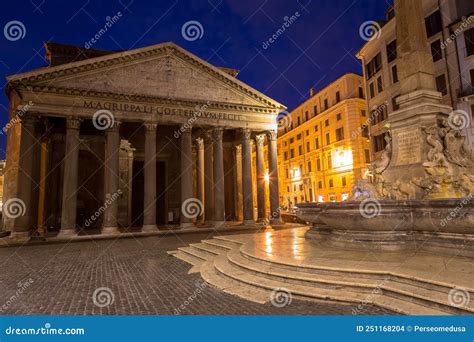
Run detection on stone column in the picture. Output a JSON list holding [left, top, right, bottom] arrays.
[[203, 133, 214, 224], [180, 126, 195, 228], [255, 134, 266, 222], [58, 118, 81, 237], [212, 128, 225, 226], [233, 145, 243, 221], [195, 138, 204, 224], [267, 130, 282, 224], [142, 122, 157, 232], [241, 129, 255, 225], [9, 116, 39, 239], [102, 120, 121, 234]]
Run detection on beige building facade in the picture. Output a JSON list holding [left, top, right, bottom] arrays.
[[3, 42, 285, 239], [357, 1, 474, 159]]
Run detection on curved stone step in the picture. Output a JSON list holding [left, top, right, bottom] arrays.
[[227, 248, 472, 314], [202, 239, 234, 251], [212, 251, 446, 315], [177, 246, 211, 261], [239, 247, 474, 297], [212, 236, 244, 247], [173, 251, 204, 267], [190, 243, 224, 255]]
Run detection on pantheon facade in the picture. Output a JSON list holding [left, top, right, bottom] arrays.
[[3, 42, 285, 239]]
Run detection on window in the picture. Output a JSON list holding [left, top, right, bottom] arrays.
[[336, 113, 342, 121], [373, 133, 389, 152], [284, 151, 288, 160], [297, 133, 302, 140], [287, 186, 290, 192], [361, 110, 366, 117], [298, 145, 303, 155], [358, 87, 364, 99], [325, 119, 329, 127], [285, 168, 289, 179], [369, 82, 375, 98], [307, 161, 312, 172], [299, 184, 304, 191], [392, 65, 399, 83], [297, 117, 301, 126], [290, 149, 295, 158], [324, 99, 329, 110], [314, 125, 319, 132], [318, 181, 323, 189], [317, 158, 321, 171], [315, 137, 319, 149], [362, 125, 369, 138], [306, 141, 310, 152], [313, 105, 318, 115], [365, 53, 382, 79], [290, 137, 294, 144], [326, 133, 330, 145], [305, 111, 309, 121], [377, 76, 383, 93], [386, 40, 397, 63], [327, 155, 332, 169], [430, 40, 442, 62], [435, 74, 447, 96], [306, 129, 309, 136], [336, 127, 344, 141], [392, 96, 400, 111], [365, 149, 371, 163], [425, 10, 442, 38], [329, 179, 334, 188], [471, 69, 474, 88], [466, 28, 474, 56], [336, 91, 341, 103], [342, 176, 347, 187]]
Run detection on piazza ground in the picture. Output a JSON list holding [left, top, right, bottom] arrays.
[[0, 230, 394, 315]]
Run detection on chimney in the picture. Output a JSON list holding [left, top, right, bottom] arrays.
[[309, 88, 315, 97]]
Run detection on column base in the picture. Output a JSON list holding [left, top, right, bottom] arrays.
[[142, 224, 157, 232], [9, 231, 30, 240], [56, 229, 78, 238], [102, 226, 121, 235], [242, 220, 257, 227], [180, 222, 195, 229], [213, 221, 226, 229]]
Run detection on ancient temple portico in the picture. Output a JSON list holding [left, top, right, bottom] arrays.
[[3, 42, 286, 239]]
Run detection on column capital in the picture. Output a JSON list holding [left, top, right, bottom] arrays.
[[241, 128, 252, 141], [144, 122, 158, 132], [234, 144, 242, 154], [181, 125, 192, 134], [107, 120, 122, 132], [195, 137, 204, 149], [212, 127, 223, 140], [21, 115, 40, 127], [267, 130, 278, 141], [66, 117, 82, 130], [255, 134, 265, 147]]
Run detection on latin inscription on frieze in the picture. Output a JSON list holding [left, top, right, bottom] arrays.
[[395, 128, 422, 166]]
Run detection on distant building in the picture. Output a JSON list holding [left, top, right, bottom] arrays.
[[357, 1, 474, 160], [276, 73, 370, 205]]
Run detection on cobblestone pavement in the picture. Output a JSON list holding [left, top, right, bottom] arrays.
[[0, 231, 396, 315]]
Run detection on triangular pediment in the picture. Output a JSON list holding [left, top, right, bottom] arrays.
[[7, 43, 285, 110]]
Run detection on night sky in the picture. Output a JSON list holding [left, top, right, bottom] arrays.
[[0, 0, 392, 158]]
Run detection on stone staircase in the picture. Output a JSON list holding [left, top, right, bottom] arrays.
[[170, 235, 474, 315]]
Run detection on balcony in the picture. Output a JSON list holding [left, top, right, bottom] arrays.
[[459, 86, 474, 99]]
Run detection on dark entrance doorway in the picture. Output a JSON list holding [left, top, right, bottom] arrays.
[[131, 161, 166, 227]]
